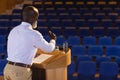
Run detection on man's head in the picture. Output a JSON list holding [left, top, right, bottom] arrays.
[[22, 6, 39, 28]]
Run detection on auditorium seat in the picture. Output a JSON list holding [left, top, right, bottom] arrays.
[[99, 62, 118, 80], [46, 13, 57, 20], [88, 45, 103, 57], [74, 19, 86, 27], [48, 19, 60, 27], [37, 27, 49, 36], [77, 61, 96, 80], [0, 35, 6, 45], [101, 19, 113, 28], [67, 36, 80, 47], [114, 36, 120, 45], [106, 27, 119, 38], [92, 27, 105, 37], [72, 45, 86, 57], [106, 45, 120, 57], [98, 36, 112, 46], [87, 19, 99, 28], [61, 19, 73, 28], [82, 36, 96, 46], [50, 27, 62, 36], [0, 59, 7, 75], [64, 27, 77, 37], [38, 19, 47, 27], [78, 27, 90, 37], [83, 13, 94, 20], [56, 36, 66, 46]]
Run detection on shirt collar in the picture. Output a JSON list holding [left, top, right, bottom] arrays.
[[21, 22, 33, 29]]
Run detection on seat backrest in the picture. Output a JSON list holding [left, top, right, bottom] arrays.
[[67, 36, 80, 46], [99, 62, 118, 80]]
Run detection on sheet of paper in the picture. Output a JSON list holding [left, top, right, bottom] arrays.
[[33, 54, 53, 63]]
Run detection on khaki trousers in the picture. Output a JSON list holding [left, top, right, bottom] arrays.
[[4, 63, 32, 80]]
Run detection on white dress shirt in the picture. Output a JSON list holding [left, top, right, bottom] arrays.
[[7, 22, 56, 65]]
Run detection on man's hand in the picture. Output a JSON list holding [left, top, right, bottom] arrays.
[[48, 31, 56, 40]]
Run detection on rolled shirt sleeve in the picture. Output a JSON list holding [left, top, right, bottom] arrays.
[[33, 30, 56, 53]]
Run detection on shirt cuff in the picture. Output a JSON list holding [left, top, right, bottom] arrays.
[[50, 39, 56, 44]]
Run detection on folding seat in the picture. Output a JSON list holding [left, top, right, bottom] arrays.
[[61, 19, 73, 28], [108, 12, 118, 20], [0, 27, 8, 35], [96, 56, 111, 68], [98, 36, 112, 46], [45, 8, 55, 14], [0, 15, 11, 20], [11, 14, 22, 19], [54, 1, 64, 8], [101, 19, 113, 28], [56, 8, 67, 14], [78, 27, 90, 37], [58, 13, 70, 20], [0, 35, 6, 45], [83, 13, 94, 20], [92, 27, 105, 37], [77, 61, 96, 80], [72, 45, 86, 56], [106, 27, 119, 37], [12, 9, 22, 14], [102, 7, 112, 14], [106, 45, 120, 57], [87, 19, 99, 28], [10, 20, 21, 27], [114, 7, 120, 14], [38, 19, 47, 27], [96, 13, 106, 19], [38, 13, 45, 19], [47, 19, 60, 27], [64, 27, 77, 37], [46, 13, 57, 20], [0, 20, 10, 27], [65, 1, 74, 8], [50, 27, 62, 36], [56, 36, 66, 46], [68, 8, 78, 14], [67, 61, 77, 80], [99, 62, 118, 80], [70, 13, 81, 20], [114, 19, 120, 27], [67, 36, 80, 47], [0, 59, 7, 75], [91, 7, 100, 13], [37, 27, 48, 36], [114, 36, 120, 45], [79, 8, 89, 14], [82, 36, 96, 46], [74, 19, 86, 27], [88, 45, 103, 57]]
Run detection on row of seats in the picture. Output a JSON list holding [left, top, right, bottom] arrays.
[[68, 61, 120, 80]]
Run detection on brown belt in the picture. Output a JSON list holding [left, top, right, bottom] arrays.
[[8, 61, 31, 68]]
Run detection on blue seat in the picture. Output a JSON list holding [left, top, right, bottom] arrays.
[[0, 59, 7, 75], [78, 61, 96, 80], [72, 45, 86, 56], [87, 19, 99, 28], [46, 13, 57, 20], [98, 36, 112, 46], [88, 45, 103, 56], [11, 14, 22, 19], [37, 27, 48, 36], [43, 36, 50, 42], [0, 20, 10, 27], [74, 19, 86, 27], [10, 21, 21, 27], [82, 36, 96, 46], [99, 62, 118, 80], [47, 19, 60, 27], [50, 27, 62, 36], [114, 37, 120, 45], [0, 35, 6, 45], [0, 27, 8, 35], [61, 19, 73, 28], [101, 19, 113, 28], [56, 36, 66, 46], [106, 46, 120, 57], [115, 19, 120, 27], [67, 36, 80, 46], [78, 27, 90, 37], [68, 61, 76, 80], [106, 27, 119, 37], [12, 9, 22, 14], [83, 13, 93, 20], [38, 19, 47, 27], [92, 27, 105, 37], [64, 27, 77, 37], [58, 13, 69, 19]]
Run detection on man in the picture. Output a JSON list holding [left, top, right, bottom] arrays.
[[4, 6, 56, 80]]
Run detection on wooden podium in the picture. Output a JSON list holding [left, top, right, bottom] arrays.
[[32, 49, 71, 80]]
